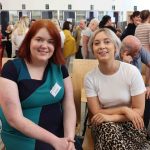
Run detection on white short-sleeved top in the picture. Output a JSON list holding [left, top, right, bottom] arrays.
[[84, 61, 146, 108]]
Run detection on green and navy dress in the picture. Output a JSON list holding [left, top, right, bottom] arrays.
[[0, 58, 69, 150]]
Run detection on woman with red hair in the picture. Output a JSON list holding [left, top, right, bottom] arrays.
[[0, 19, 76, 150]]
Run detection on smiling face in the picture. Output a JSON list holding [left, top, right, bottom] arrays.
[[133, 15, 141, 25], [30, 28, 55, 64], [93, 31, 116, 63]]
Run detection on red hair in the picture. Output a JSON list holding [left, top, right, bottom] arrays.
[[18, 19, 65, 64]]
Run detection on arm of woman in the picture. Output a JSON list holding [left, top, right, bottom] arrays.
[[88, 95, 144, 129], [131, 93, 145, 116], [0, 78, 71, 150], [87, 96, 129, 115], [62, 76, 76, 149], [123, 93, 145, 129], [87, 96, 128, 124]]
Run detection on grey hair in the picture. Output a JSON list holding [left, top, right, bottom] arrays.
[[120, 35, 141, 54], [120, 41, 132, 53], [89, 28, 121, 53]]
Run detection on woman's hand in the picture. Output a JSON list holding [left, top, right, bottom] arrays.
[[91, 113, 112, 125], [67, 141, 76, 150], [53, 137, 75, 150], [52, 137, 70, 150], [124, 107, 144, 129]]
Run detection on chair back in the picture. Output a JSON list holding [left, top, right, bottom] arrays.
[[141, 63, 146, 83], [71, 59, 98, 134]]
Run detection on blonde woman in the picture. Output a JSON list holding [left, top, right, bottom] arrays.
[[11, 16, 29, 57], [135, 10, 150, 94], [84, 28, 149, 149], [51, 18, 65, 49]]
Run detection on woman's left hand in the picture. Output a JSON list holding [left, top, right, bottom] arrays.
[[124, 107, 144, 129], [67, 141, 76, 150]]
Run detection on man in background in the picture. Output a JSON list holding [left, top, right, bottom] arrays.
[[116, 35, 150, 128], [73, 19, 86, 59]]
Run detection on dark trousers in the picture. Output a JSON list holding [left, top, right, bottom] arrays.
[[5, 41, 12, 58], [144, 99, 150, 128], [75, 46, 83, 59]]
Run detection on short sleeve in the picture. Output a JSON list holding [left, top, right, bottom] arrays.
[[84, 72, 97, 97], [1, 60, 18, 82], [130, 66, 146, 96], [141, 48, 150, 65], [61, 65, 69, 79]]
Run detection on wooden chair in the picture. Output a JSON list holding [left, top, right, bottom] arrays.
[[71, 60, 147, 150], [141, 63, 146, 83], [71, 59, 98, 149]]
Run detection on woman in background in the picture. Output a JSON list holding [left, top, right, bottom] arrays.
[[62, 21, 76, 69], [135, 10, 150, 93], [51, 18, 65, 49], [120, 11, 141, 40], [11, 16, 29, 57], [3, 24, 13, 58]]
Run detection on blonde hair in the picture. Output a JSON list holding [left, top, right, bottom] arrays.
[[51, 18, 61, 32], [90, 28, 121, 53], [16, 16, 29, 35]]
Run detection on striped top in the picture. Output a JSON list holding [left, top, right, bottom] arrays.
[[135, 23, 150, 46]]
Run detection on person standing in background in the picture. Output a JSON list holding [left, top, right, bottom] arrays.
[[99, 15, 117, 33], [3, 24, 13, 58], [51, 18, 65, 50], [135, 10, 150, 93], [73, 19, 86, 59], [11, 16, 29, 57], [120, 11, 141, 40], [63, 21, 76, 69], [82, 18, 99, 59]]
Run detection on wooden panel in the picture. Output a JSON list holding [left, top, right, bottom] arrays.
[[71, 59, 98, 134]]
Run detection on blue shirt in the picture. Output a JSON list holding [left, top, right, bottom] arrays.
[[116, 47, 150, 72]]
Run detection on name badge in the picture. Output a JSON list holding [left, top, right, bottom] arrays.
[[50, 83, 61, 97]]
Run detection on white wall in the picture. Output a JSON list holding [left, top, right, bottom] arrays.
[[1, 0, 150, 22], [0, 0, 150, 11]]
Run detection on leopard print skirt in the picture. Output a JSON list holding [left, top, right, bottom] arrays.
[[91, 121, 150, 150]]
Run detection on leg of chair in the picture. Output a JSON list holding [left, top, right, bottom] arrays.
[[82, 112, 88, 136]]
